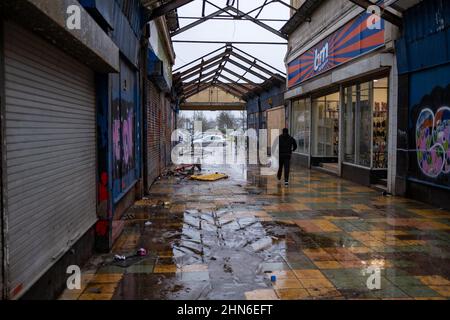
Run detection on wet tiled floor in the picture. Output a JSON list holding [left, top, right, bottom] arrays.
[[60, 163, 450, 300]]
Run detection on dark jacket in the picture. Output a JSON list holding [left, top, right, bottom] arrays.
[[278, 133, 298, 157]]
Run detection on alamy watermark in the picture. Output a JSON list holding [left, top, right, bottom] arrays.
[[66, 265, 81, 290], [363, 266, 382, 290], [66, 5, 81, 30], [172, 122, 282, 176], [367, 5, 382, 30]]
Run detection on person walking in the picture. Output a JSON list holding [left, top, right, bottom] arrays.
[[277, 128, 297, 186]]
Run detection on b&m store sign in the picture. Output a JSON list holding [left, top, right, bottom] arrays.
[[288, 13, 385, 88]]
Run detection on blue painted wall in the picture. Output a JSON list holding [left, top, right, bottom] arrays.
[[397, 0, 450, 75], [396, 0, 450, 192], [245, 84, 286, 131]]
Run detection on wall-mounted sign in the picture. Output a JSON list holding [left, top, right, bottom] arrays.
[[288, 13, 385, 88]]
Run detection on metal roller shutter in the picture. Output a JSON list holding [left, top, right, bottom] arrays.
[[3, 22, 97, 299], [146, 81, 161, 188]]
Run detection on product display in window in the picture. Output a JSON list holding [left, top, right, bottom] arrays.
[[343, 77, 389, 169], [373, 102, 388, 168], [312, 93, 339, 158]]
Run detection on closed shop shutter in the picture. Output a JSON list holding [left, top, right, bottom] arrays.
[[161, 97, 168, 170], [3, 22, 97, 298], [146, 80, 161, 188]]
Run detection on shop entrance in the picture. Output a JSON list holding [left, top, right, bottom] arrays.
[[343, 76, 389, 190], [311, 92, 340, 173]]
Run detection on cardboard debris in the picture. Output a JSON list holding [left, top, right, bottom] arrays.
[[190, 173, 229, 182]]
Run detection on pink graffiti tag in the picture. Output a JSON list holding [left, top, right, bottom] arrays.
[[113, 120, 121, 161], [122, 112, 134, 166]]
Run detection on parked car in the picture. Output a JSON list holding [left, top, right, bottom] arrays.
[[193, 135, 227, 147]]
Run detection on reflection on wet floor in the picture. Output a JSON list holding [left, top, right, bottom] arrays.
[[60, 162, 450, 300]]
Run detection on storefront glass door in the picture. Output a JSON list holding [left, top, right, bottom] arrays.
[[343, 77, 389, 169], [312, 92, 340, 158]]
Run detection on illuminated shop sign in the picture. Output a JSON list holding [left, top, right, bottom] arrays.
[[288, 13, 385, 88]]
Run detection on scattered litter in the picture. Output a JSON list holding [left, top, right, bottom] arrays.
[[190, 173, 229, 182], [114, 255, 126, 261], [271, 275, 277, 282], [145, 221, 153, 227], [162, 164, 202, 179], [137, 248, 147, 257]]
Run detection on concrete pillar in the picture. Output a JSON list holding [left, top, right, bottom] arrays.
[[388, 54, 399, 195]]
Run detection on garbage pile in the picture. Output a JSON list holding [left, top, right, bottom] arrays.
[[161, 164, 203, 179], [159, 164, 228, 182]]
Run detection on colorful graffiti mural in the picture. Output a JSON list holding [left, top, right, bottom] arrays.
[[416, 107, 450, 177], [111, 60, 138, 202], [410, 82, 450, 188]]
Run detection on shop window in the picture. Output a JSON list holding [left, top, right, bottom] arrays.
[[357, 82, 372, 167], [291, 98, 311, 154], [343, 77, 389, 168], [312, 92, 339, 157], [373, 79, 389, 168]]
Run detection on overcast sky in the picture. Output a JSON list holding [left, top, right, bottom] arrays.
[[174, 1, 290, 121], [173, 0, 290, 71]]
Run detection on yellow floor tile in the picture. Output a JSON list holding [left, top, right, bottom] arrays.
[[352, 204, 372, 212], [314, 261, 342, 269], [347, 247, 372, 254], [303, 248, 334, 261], [153, 265, 178, 273], [307, 287, 342, 298], [78, 293, 114, 300], [293, 269, 326, 279], [157, 251, 175, 258], [91, 274, 123, 284], [245, 289, 279, 300], [269, 270, 296, 279], [428, 286, 450, 297], [409, 209, 450, 218], [276, 288, 310, 300], [291, 203, 313, 211], [300, 278, 335, 289], [314, 220, 342, 232], [417, 276, 450, 286]]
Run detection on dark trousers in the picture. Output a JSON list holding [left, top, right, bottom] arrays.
[[277, 155, 291, 182]]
